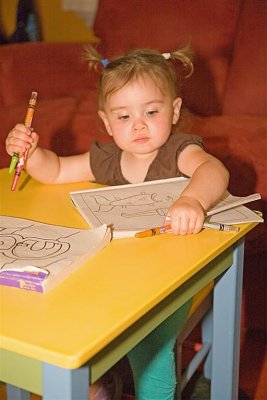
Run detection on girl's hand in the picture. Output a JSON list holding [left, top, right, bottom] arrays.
[[165, 196, 205, 235], [5, 123, 39, 157]]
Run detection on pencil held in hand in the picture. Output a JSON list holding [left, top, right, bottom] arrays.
[[9, 91, 38, 174], [10, 92, 38, 190], [135, 220, 239, 238], [8, 152, 19, 174], [11, 149, 29, 191], [203, 221, 239, 232], [24, 91, 38, 127], [135, 226, 172, 238]]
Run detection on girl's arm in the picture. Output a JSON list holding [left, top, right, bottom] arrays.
[[178, 144, 229, 209], [26, 147, 95, 184], [6, 124, 95, 184], [168, 144, 229, 235]]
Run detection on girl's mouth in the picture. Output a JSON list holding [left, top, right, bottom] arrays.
[[133, 136, 149, 144]]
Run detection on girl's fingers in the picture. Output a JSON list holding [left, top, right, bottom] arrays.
[[167, 213, 204, 235], [193, 217, 205, 233]]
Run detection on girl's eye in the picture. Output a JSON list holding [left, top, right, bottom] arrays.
[[147, 110, 158, 117], [118, 115, 130, 120]]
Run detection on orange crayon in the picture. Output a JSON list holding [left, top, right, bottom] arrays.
[[11, 92, 38, 190], [135, 221, 239, 238], [135, 226, 171, 238], [24, 91, 38, 127]]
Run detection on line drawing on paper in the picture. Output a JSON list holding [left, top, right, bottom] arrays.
[[70, 178, 263, 233], [0, 216, 86, 270], [87, 191, 174, 218], [75, 190, 174, 231]]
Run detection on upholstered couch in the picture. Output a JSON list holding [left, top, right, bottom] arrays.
[[0, 0, 266, 331]]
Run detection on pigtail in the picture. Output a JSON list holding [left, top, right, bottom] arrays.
[[166, 44, 194, 79], [83, 44, 104, 70]]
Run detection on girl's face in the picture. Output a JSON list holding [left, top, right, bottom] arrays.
[[98, 77, 182, 157]]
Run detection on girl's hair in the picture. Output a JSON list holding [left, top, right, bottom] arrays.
[[84, 45, 194, 109]]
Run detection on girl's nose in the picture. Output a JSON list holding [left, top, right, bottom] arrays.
[[132, 118, 146, 131]]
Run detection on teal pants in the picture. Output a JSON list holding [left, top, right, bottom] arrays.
[[128, 300, 191, 400]]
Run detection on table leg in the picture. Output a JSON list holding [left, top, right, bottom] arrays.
[[201, 307, 213, 380], [211, 238, 244, 400], [6, 385, 30, 400], [42, 362, 89, 400]]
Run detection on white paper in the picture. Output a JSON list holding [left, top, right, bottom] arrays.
[[70, 178, 263, 238]]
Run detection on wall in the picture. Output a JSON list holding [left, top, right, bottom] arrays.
[[0, 0, 97, 42]]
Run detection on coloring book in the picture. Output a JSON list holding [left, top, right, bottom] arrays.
[[0, 216, 111, 293], [70, 178, 263, 238]]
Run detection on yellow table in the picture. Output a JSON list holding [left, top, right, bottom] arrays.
[[0, 169, 258, 399]]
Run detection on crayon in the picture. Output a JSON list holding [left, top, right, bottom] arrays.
[[135, 226, 172, 237], [9, 153, 19, 174], [202, 221, 239, 232], [9, 91, 37, 174], [135, 221, 239, 238], [10, 92, 37, 190], [11, 150, 29, 191]]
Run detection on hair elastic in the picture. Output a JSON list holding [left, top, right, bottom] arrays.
[[162, 52, 171, 60], [101, 58, 109, 67]]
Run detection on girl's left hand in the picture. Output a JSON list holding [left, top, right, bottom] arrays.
[[165, 196, 205, 235]]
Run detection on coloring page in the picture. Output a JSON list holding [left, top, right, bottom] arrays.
[[71, 178, 189, 232], [0, 216, 110, 273], [70, 178, 262, 237]]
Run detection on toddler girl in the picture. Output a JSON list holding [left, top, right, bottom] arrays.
[[6, 46, 229, 400]]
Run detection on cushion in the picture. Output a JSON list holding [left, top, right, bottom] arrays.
[[70, 90, 112, 154], [183, 113, 267, 197], [182, 113, 267, 254], [0, 97, 77, 169], [0, 42, 97, 106], [223, 0, 267, 116], [93, 0, 242, 115]]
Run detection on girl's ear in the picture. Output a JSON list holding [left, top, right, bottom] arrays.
[[98, 110, 113, 136], [172, 97, 182, 124]]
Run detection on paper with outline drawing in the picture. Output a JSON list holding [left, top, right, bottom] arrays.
[[0, 216, 111, 292], [70, 178, 263, 238]]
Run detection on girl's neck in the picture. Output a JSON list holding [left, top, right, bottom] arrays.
[[121, 150, 158, 183]]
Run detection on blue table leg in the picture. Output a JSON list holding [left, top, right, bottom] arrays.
[[42, 362, 89, 400], [6, 385, 30, 400], [201, 307, 213, 380], [211, 238, 244, 400]]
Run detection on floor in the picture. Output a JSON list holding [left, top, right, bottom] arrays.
[[1, 329, 266, 399]]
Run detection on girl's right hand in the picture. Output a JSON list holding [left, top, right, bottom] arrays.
[[5, 123, 39, 157]]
